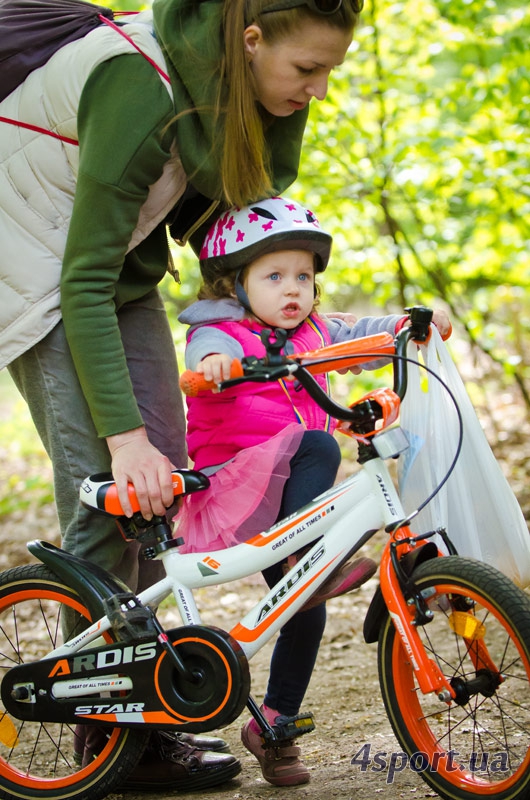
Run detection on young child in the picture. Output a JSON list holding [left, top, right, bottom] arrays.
[[176, 197, 451, 786]]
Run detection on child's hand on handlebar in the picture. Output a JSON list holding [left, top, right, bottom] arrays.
[[106, 427, 176, 518], [197, 353, 235, 388]]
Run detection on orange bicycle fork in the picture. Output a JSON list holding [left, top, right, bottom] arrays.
[[379, 528, 457, 702]]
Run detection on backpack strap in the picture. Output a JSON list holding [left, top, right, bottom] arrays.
[[1, 12, 171, 145]]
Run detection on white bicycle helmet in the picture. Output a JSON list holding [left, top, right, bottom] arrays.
[[199, 197, 332, 282]]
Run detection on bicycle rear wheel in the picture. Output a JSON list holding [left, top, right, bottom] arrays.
[[0, 563, 149, 800], [378, 556, 530, 800]]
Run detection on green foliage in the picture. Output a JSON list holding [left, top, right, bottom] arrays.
[[91, 0, 530, 409], [0, 394, 54, 516], [108, 0, 147, 11], [289, 0, 530, 404]]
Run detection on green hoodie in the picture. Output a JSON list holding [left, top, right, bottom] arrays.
[[61, 0, 309, 439]]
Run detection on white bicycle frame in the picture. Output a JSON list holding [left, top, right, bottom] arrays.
[[48, 449, 405, 664]]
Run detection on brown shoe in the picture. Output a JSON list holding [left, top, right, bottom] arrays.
[[241, 718, 309, 786], [74, 726, 231, 763], [174, 731, 231, 753], [121, 730, 240, 791]]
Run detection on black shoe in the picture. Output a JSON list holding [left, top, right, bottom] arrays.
[[121, 730, 241, 791]]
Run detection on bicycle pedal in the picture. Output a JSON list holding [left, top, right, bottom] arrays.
[[262, 712, 315, 746], [103, 593, 158, 642]]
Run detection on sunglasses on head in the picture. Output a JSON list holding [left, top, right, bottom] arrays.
[[260, 0, 343, 17]]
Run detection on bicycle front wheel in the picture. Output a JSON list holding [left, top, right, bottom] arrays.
[[0, 563, 149, 800], [378, 556, 530, 800]]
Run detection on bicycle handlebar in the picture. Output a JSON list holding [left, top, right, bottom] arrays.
[[82, 308, 435, 519], [178, 306, 434, 426], [178, 332, 396, 397]]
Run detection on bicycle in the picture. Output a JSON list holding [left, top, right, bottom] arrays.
[[0, 306, 529, 800]]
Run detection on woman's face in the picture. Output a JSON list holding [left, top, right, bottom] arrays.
[[244, 19, 352, 117]]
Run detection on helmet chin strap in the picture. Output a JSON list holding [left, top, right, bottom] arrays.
[[234, 271, 254, 316]]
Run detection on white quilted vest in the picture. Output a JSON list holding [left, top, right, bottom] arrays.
[[0, 11, 186, 369]]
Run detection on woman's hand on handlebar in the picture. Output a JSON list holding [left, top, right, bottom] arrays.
[[322, 312, 362, 374], [432, 309, 452, 340], [106, 427, 175, 518]]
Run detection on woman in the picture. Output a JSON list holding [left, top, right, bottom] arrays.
[[0, 0, 362, 789]]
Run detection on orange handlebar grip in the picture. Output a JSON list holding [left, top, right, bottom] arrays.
[[102, 471, 187, 517], [179, 359, 244, 396]]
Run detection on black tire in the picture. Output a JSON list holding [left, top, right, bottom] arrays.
[[378, 556, 530, 800], [0, 563, 149, 800]]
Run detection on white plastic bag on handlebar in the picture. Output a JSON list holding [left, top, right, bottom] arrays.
[[398, 327, 530, 588]]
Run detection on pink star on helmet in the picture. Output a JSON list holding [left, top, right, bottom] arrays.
[[236, 229, 245, 242], [248, 212, 259, 223], [262, 220, 274, 231]]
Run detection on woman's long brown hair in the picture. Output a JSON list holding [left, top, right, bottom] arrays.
[[218, 0, 362, 207]]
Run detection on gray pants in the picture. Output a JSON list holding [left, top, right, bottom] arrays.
[[8, 290, 187, 592]]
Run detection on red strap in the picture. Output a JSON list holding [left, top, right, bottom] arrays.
[[0, 116, 79, 145], [97, 14, 171, 84], [1, 11, 171, 145]]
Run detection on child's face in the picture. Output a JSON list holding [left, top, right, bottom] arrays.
[[243, 250, 316, 328]]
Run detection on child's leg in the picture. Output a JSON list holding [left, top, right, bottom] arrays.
[[262, 562, 327, 715], [276, 429, 341, 521], [263, 429, 340, 714], [241, 431, 339, 785]]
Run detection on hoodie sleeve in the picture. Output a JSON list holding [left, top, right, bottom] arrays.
[[60, 55, 176, 438], [324, 314, 405, 370], [180, 300, 246, 369], [185, 328, 244, 370]]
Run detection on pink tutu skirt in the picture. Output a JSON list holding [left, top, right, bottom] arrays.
[[174, 424, 304, 554]]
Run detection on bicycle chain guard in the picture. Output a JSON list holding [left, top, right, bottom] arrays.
[[2, 624, 250, 734]]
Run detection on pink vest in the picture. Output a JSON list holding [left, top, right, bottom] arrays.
[[186, 316, 335, 469]]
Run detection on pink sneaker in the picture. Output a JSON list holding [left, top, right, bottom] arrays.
[[241, 709, 310, 787], [302, 556, 377, 611]]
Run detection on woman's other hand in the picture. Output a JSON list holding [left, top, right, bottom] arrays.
[[106, 427, 175, 518]]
